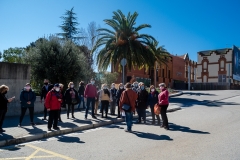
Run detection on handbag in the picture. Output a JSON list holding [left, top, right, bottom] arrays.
[[154, 103, 161, 115], [71, 98, 78, 105], [122, 91, 131, 112]]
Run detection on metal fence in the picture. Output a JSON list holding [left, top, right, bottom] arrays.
[[191, 82, 230, 90]]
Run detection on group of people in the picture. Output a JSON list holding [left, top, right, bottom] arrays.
[[0, 78, 169, 133]]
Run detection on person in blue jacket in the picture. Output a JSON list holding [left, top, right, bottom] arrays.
[[18, 83, 36, 127], [148, 85, 161, 125]]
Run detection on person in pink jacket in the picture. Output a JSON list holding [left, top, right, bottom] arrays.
[[158, 83, 169, 130]]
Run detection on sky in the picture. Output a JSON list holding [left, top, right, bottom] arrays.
[[0, 0, 240, 63]]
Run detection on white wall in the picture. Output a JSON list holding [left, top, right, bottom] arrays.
[[208, 64, 219, 77]]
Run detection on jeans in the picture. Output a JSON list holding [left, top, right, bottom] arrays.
[[85, 97, 95, 118], [160, 105, 169, 127], [48, 110, 59, 129], [136, 108, 146, 122], [0, 110, 7, 129], [78, 96, 85, 108], [19, 107, 34, 124], [125, 111, 133, 131]]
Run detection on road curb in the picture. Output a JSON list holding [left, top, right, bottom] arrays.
[[0, 92, 183, 147]]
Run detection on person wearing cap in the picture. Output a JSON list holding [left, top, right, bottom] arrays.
[[18, 83, 36, 127], [84, 78, 98, 119], [40, 79, 54, 121], [45, 83, 63, 131], [136, 82, 149, 124], [158, 83, 169, 130]]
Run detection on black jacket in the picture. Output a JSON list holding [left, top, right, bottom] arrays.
[[148, 91, 159, 107], [136, 89, 149, 109], [64, 88, 79, 104], [116, 88, 125, 102], [0, 93, 8, 110], [20, 89, 36, 108], [78, 85, 85, 96], [110, 88, 117, 99], [41, 84, 54, 100]]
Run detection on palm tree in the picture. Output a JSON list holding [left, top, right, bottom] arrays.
[[93, 10, 166, 71]]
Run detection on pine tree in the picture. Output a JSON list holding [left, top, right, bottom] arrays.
[[57, 7, 81, 41]]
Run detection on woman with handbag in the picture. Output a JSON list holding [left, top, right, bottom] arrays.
[[148, 85, 161, 125], [158, 83, 169, 130], [119, 83, 138, 132], [64, 82, 79, 119], [99, 84, 112, 118]]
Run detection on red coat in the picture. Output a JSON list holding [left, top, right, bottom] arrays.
[[84, 84, 97, 98], [158, 88, 169, 105], [45, 90, 62, 110]]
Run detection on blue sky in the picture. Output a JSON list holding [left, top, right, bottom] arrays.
[[0, 0, 240, 63]]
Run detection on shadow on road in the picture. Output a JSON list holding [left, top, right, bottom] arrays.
[[131, 131, 173, 141], [169, 123, 210, 134], [57, 135, 85, 143], [170, 96, 239, 108], [0, 132, 14, 141]]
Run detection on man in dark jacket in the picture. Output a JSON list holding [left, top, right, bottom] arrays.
[[77, 81, 85, 110], [136, 83, 148, 124], [40, 79, 53, 120], [18, 83, 36, 127]]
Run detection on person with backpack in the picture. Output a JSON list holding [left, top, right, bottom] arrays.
[[148, 85, 161, 125], [45, 83, 63, 131], [119, 83, 138, 132], [64, 82, 79, 119], [18, 83, 36, 127], [99, 84, 112, 118]]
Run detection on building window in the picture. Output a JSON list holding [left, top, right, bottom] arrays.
[[203, 75, 207, 83], [203, 61, 207, 69], [218, 75, 226, 83], [220, 60, 224, 69]]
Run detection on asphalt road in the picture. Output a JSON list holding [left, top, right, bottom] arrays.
[[0, 91, 240, 160]]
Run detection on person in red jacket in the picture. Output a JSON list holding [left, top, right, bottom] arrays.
[[119, 83, 138, 132], [45, 83, 62, 131], [158, 83, 169, 130], [84, 78, 98, 119]]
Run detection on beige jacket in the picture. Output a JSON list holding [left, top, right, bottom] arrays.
[[99, 89, 112, 102]]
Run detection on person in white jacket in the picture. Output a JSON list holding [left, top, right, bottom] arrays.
[[99, 84, 112, 118]]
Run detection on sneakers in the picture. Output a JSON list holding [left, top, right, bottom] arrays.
[[42, 118, 47, 121], [48, 128, 51, 131], [18, 123, 22, 127], [92, 116, 97, 119]]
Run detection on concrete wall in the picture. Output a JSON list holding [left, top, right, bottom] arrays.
[[0, 62, 31, 116]]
